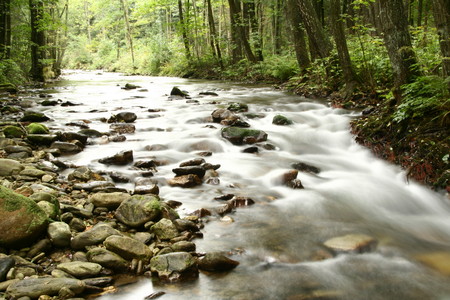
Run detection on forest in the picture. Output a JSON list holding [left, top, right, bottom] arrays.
[[0, 0, 449, 189]]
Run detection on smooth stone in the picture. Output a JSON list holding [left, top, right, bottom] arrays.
[[78, 129, 104, 137], [50, 141, 82, 153], [99, 150, 133, 165], [71, 223, 121, 250], [150, 252, 197, 280], [68, 166, 93, 182], [26, 123, 49, 134], [292, 162, 321, 174], [73, 181, 114, 192], [323, 234, 377, 254], [86, 247, 129, 271], [171, 241, 196, 252], [4, 145, 32, 154], [167, 174, 202, 188], [37, 201, 59, 219], [151, 218, 179, 240], [0, 257, 15, 281], [47, 222, 72, 247], [0, 186, 48, 247], [57, 262, 102, 278], [198, 252, 240, 272], [172, 166, 206, 179], [59, 132, 88, 145], [26, 134, 58, 146], [2, 126, 26, 138], [19, 167, 47, 178], [115, 195, 162, 228], [108, 112, 137, 123], [104, 235, 153, 262], [6, 278, 85, 298], [20, 111, 50, 122], [89, 192, 131, 209], [228, 102, 248, 112], [109, 123, 135, 134], [272, 114, 294, 125], [221, 127, 268, 145], [0, 159, 24, 176]]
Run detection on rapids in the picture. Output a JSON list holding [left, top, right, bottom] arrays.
[[40, 71, 450, 299]]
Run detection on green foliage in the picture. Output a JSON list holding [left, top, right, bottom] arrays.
[[0, 60, 27, 86], [393, 76, 450, 123]]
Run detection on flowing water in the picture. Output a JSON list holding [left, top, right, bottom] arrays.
[[40, 71, 450, 299]]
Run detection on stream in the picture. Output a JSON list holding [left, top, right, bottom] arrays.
[[39, 71, 450, 299]]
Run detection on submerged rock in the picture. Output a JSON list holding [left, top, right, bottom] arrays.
[[227, 102, 248, 112], [99, 150, 133, 165], [323, 234, 377, 254], [221, 127, 268, 145], [0, 185, 48, 247], [272, 114, 294, 125], [170, 87, 189, 97], [198, 252, 239, 272]]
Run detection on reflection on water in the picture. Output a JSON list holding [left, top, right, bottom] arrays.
[[44, 71, 450, 299]]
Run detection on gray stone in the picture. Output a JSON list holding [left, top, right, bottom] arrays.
[[72, 181, 114, 192], [104, 235, 153, 262], [68, 167, 93, 182], [198, 252, 240, 272], [0, 257, 15, 281], [26, 134, 58, 146], [51, 141, 83, 153], [99, 150, 133, 165], [19, 167, 47, 178], [6, 278, 85, 298], [48, 222, 72, 247], [0, 185, 48, 247], [70, 223, 121, 250], [221, 127, 268, 145], [57, 262, 102, 278], [171, 241, 196, 252], [86, 247, 129, 271], [172, 166, 206, 179], [89, 192, 131, 209], [151, 218, 179, 240], [0, 159, 24, 176], [150, 252, 197, 281], [115, 195, 161, 228], [37, 201, 59, 219]]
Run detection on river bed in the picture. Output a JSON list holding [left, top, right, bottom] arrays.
[[39, 71, 450, 300]]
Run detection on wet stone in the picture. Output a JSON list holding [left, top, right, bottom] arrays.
[[167, 174, 202, 188], [6, 278, 85, 299], [108, 112, 137, 123], [151, 218, 179, 240], [172, 166, 206, 179], [70, 223, 121, 250], [292, 162, 321, 174], [57, 262, 102, 278], [50, 141, 83, 154], [109, 123, 136, 134], [115, 195, 162, 228], [198, 252, 239, 272], [150, 252, 197, 281], [323, 234, 377, 254], [99, 150, 133, 165], [104, 235, 153, 262]]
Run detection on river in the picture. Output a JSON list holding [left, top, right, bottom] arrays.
[[41, 71, 450, 299]]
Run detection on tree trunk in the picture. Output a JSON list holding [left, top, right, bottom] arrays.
[[417, 0, 423, 26], [206, 0, 223, 67], [29, 0, 46, 82], [296, 0, 332, 60], [375, 0, 420, 92], [228, 0, 257, 63], [0, 0, 11, 59], [330, 0, 358, 93], [178, 0, 191, 61], [119, 0, 135, 67], [286, 0, 310, 70], [272, 0, 283, 54], [245, 0, 263, 61], [431, 0, 450, 77]]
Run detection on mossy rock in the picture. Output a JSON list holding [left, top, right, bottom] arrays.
[[26, 134, 58, 146], [228, 102, 248, 112], [20, 111, 50, 122], [272, 114, 294, 125], [221, 127, 268, 145], [0, 185, 48, 248], [115, 195, 162, 228], [26, 123, 49, 134], [3, 126, 26, 138]]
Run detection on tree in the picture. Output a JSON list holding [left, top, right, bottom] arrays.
[[431, 0, 450, 77], [285, 0, 310, 70], [30, 0, 46, 82], [178, 0, 191, 61], [206, 0, 223, 67], [374, 0, 421, 94], [119, 0, 136, 67], [0, 0, 11, 59], [228, 0, 257, 63]]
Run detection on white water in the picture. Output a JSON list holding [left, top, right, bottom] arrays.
[[41, 71, 450, 299]]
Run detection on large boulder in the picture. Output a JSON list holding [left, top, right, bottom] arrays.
[[6, 277, 85, 298], [71, 223, 121, 250], [89, 192, 131, 209], [221, 127, 268, 145], [104, 235, 153, 262], [0, 159, 24, 176], [0, 185, 48, 247], [150, 252, 197, 281], [26, 123, 49, 134], [115, 195, 162, 228]]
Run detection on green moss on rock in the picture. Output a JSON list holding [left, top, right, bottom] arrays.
[[26, 123, 49, 134], [3, 126, 26, 138]]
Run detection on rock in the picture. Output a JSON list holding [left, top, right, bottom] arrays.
[[104, 235, 153, 262], [172, 166, 206, 179], [59, 132, 88, 145], [26, 134, 58, 146], [227, 102, 248, 112], [416, 252, 450, 276], [99, 150, 133, 165], [229, 196, 255, 208], [109, 123, 135, 134], [134, 160, 157, 169], [167, 174, 202, 188], [123, 83, 140, 90], [151, 218, 179, 240], [272, 114, 294, 125], [69, 218, 86, 232], [0, 185, 48, 247], [37, 201, 59, 219], [48, 222, 72, 247], [73, 181, 114, 192], [199, 91, 218, 96], [180, 158, 205, 167], [70, 223, 121, 250], [221, 127, 268, 145], [171, 241, 196, 252], [0, 257, 15, 281], [108, 112, 137, 123], [41, 99, 59, 106], [286, 179, 304, 189], [50, 141, 83, 153], [150, 252, 197, 281], [4, 145, 32, 155], [134, 179, 160, 195], [19, 167, 47, 178], [211, 108, 236, 123], [3, 125, 26, 138], [6, 278, 85, 298], [198, 252, 240, 272], [170, 87, 188, 97], [82, 276, 114, 287], [86, 247, 129, 271], [57, 262, 102, 278], [20, 111, 50, 122], [89, 192, 131, 209], [26, 123, 49, 134], [323, 234, 377, 254], [115, 195, 162, 228], [68, 166, 93, 182], [292, 162, 321, 174], [78, 129, 104, 137], [0, 159, 24, 176], [173, 219, 199, 232]]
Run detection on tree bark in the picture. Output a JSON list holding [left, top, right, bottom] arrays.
[[244, 0, 263, 61], [206, 0, 223, 67], [431, 0, 450, 77], [228, 0, 257, 63], [29, 0, 46, 82], [330, 0, 358, 92], [375, 0, 420, 92], [272, 0, 283, 54], [0, 0, 11, 59], [286, 0, 310, 70], [178, 0, 191, 61], [296, 0, 332, 60], [119, 0, 135, 67]]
